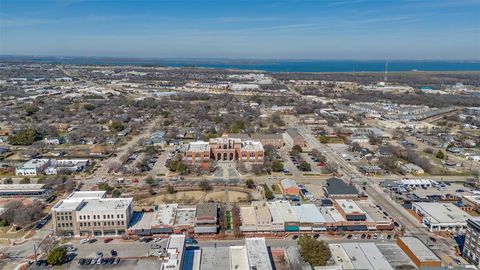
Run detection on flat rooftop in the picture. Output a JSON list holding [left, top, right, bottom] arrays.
[[329, 244, 355, 270], [196, 203, 217, 218], [266, 202, 284, 224], [240, 206, 256, 226], [162, 235, 186, 270], [398, 237, 440, 262], [413, 202, 471, 224], [52, 199, 84, 212], [174, 208, 196, 226], [319, 207, 345, 223], [187, 141, 210, 152], [129, 212, 154, 231], [200, 247, 230, 270], [291, 204, 326, 223], [153, 204, 178, 227], [275, 201, 298, 223], [21, 159, 49, 168], [80, 198, 132, 212], [341, 242, 393, 270], [67, 190, 106, 199], [241, 141, 264, 151], [0, 184, 45, 191], [335, 199, 365, 215], [245, 238, 273, 270], [230, 246, 249, 270], [357, 200, 390, 223]]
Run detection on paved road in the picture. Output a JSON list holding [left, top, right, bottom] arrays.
[[78, 115, 164, 190], [295, 125, 460, 262]]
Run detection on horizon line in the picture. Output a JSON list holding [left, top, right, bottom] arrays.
[[1, 54, 480, 62]]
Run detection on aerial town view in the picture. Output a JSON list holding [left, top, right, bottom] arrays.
[[0, 0, 480, 270]]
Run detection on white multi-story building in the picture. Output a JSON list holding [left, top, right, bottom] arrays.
[[52, 191, 133, 237]]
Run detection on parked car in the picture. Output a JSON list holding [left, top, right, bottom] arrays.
[[80, 239, 90, 244], [186, 238, 198, 245], [104, 238, 113, 243]]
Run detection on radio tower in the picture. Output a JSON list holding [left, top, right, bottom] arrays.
[[384, 61, 388, 82]]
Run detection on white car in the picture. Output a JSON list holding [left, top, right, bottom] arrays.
[[80, 239, 90, 244], [154, 237, 162, 242]]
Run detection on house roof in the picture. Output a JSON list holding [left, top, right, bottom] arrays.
[[325, 178, 359, 196]]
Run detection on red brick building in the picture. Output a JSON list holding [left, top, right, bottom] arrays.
[[185, 134, 264, 168]]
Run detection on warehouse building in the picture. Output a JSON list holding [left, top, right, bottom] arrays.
[[397, 237, 441, 268], [412, 202, 471, 233], [330, 242, 394, 270]]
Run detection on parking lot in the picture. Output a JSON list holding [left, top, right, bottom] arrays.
[[66, 238, 168, 259], [33, 258, 164, 270], [412, 182, 471, 197]]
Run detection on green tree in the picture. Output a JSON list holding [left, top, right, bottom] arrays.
[[8, 128, 39, 145], [176, 162, 188, 175], [298, 161, 312, 171], [145, 145, 156, 155], [97, 183, 113, 192], [271, 160, 284, 172], [145, 176, 155, 186], [20, 177, 31, 184], [291, 144, 303, 154], [25, 105, 39, 116], [436, 150, 445, 159], [112, 189, 122, 198], [3, 177, 13, 184], [212, 115, 222, 124], [83, 103, 95, 111], [46, 247, 67, 265], [229, 120, 246, 133], [109, 120, 125, 132], [245, 179, 255, 189], [319, 135, 329, 144], [261, 184, 274, 200], [298, 236, 331, 266]]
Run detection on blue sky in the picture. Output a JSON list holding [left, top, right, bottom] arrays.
[[1, 0, 479, 59]]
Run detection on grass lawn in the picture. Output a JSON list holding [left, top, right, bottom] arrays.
[[226, 211, 232, 230], [271, 184, 282, 194]]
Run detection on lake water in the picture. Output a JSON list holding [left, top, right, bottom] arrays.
[[2, 56, 480, 72]]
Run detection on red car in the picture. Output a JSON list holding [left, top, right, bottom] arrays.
[[132, 179, 139, 184], [103, 238, 113, 243]]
